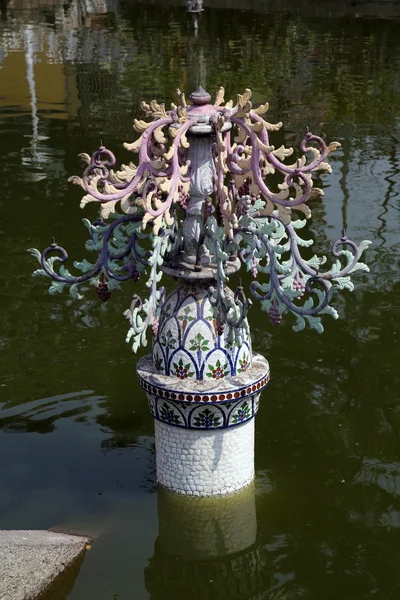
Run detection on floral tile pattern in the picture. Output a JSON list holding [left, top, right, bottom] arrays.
[[153, 282, 252, 381], [177, 305, 195, 335], [159, 401, 182, 425], [154, 352, 164, 372], [189, 332, 210, 352], [231, 401, 251, 424], [161, 329, 177, 350], [173, 358, 195, 379], [206, 359, 229, 379], [238, 353, 249, 373], [193, 408, 221, 429], [146, 391, 262, 430]]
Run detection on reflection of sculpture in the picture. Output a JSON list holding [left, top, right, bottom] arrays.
[[145, 486, 272, 600], [29, 86, 370, 496], [157, 485, 257, 558], [186, 0, 204, 13]]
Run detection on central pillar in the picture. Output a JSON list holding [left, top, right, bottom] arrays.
[[137, 280, 270, 496], [137, 86, 270, 497]]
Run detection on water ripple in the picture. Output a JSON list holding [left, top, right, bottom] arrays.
[[0, 421, 28, 434], [0, 390, 106, 434], [355, 458, 400, 496]]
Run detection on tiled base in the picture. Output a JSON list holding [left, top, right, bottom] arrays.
[[155, 418, 255, 496]]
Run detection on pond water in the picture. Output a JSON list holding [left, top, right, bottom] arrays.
[[0, 0, 400, 598]]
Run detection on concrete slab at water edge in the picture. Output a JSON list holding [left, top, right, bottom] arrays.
[[0, 530, 91, 600]]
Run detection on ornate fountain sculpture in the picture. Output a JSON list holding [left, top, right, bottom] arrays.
[[29, 86, 370, 496]]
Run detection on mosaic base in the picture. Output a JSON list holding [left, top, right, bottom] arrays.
[[137, 353, 269, 430], [138, 307, 270, 495], [148, 392, 260, 430], [155, 418, 255, 496]]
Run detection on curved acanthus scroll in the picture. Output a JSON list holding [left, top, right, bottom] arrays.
[[28, 212, 148, 300], [204, 204, 371, 333], [124, 230, 173, 353], [204, 218, 251, 343], [28, 85, 371, 349], [212, 87, 340, 237], [69, 95, 193, 236]]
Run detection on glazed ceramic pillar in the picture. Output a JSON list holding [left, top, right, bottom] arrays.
[[137, 281, 270, 496]]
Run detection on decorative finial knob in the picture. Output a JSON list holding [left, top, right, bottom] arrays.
[[189, 86, 211, 105]]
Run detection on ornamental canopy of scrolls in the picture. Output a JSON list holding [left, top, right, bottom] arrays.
[[28, 87, 371, 351]]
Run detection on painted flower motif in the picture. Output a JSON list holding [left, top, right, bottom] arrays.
[[180, 284, 200, 297], [158, 302, 173, 330], [159, 402, 181, 425], [206, 359, 229, 379], [163, 303, 173, 319], [189, 332, 210, 352], [193, 408, 220, 429], [178, 306, 195, 334], [238, 354, 249, 373], [232, 401, 251, 424], [161, 329, 176, 350], [173, 358, 194, 379], [154, 354, 163, 372]]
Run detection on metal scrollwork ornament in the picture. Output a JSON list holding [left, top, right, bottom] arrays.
[[29, 86, 371, 349]]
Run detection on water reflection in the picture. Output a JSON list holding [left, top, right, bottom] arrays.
[[38, 551, 86, 600], [186, 0, 203, 35], [0, 390, 105, 433], [145, 486, 273, 600]]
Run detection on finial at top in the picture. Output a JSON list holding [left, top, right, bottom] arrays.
[[189, 86, 211, 105]]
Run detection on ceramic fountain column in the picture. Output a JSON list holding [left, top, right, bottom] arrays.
[[137, 88, 270, 497], [137, 281, 270, 496]]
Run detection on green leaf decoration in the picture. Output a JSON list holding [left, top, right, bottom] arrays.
[[49, 281, 67, 295], [73, 259, 94, 273], [194, 408, 221, 428], [32, 268, 48, 278]]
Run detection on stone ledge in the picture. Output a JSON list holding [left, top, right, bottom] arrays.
[[137, 352, 270, 404], [0, 530, 91, 600], [162, 258, 240, 281]]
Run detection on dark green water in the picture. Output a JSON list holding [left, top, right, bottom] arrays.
[[0, 1, 399, 598]]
